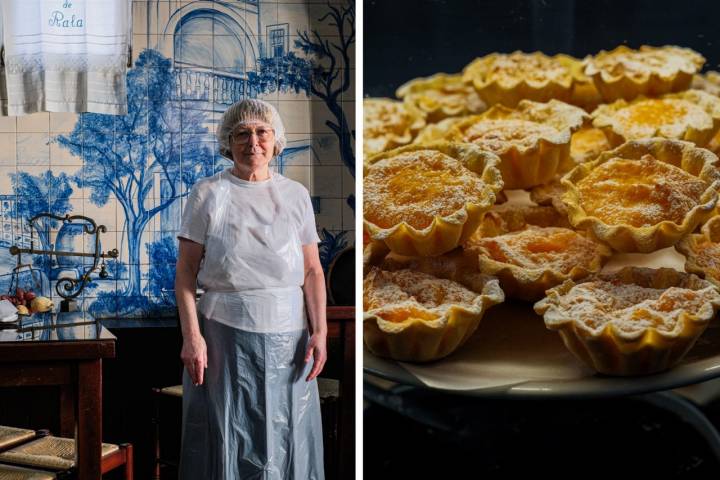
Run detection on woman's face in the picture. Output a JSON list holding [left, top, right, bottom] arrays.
[[229, 121, 276, 170]]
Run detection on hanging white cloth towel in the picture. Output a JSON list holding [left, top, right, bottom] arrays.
[[0, 0, 131, 115]]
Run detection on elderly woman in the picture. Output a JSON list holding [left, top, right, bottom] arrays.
[[175, 99, 327, 479]]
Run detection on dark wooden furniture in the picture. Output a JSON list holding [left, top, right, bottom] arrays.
[[0, 320, 116, 480], [326, 306, 355, 480]]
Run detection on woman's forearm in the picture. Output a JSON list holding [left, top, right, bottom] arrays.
[[175, 265, 202, 341], [303, 267, 327, 336]]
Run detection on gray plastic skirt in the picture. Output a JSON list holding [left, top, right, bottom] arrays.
[[179, 316, 325, 480]]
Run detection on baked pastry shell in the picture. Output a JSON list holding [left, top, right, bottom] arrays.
[[465, 206, 613, 301], [583, 45, 705, 102], [364, 142, 503, 257], [363, 98, 427, 158], [534, 267, 720, 376], [462, 51, 580, 107], [363, 264, 504, 362], [591, 90, 720, 148], [676, 215, 720, 288], [561, 138, 720, 253], [396, 73, 486, 123], [449, 100, 588, 189]]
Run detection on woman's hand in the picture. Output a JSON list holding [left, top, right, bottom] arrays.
[[304, 332, 327, 382], [181, 335, 208, 386]]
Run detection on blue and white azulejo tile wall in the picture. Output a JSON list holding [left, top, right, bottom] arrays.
[[0, 0, 355, 318]]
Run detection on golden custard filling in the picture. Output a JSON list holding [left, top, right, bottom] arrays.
[[459, 119, 559, 152], [468, 226, 600, 271], [364, 268, 480, 323], [556, 281, 715, 334], [364, 150, 488, 230], [365, 100, 417, 137], [570, 128, 611, 163], [612, 98, 709, 138], [687, 239, 720, 280], [576, 155, 706, 227]]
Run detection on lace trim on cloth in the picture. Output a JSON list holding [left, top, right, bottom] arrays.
[[5, 52, 129, 74]]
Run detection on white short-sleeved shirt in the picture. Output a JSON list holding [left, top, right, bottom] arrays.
[[178, 169, 320, 332]]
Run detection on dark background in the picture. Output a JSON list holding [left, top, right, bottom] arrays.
[[364, 0, 720, 98]]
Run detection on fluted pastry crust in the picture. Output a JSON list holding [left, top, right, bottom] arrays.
[[592, 90, 720, 147], [535, 267, 720, 375], [561, 138, 720, 252], [364, 98, 426, 158], [364, 142, 503, 256], [364, 266, 504, 362], [446, 99, 588, 189], [397, 73, 486, 123], [583, 45, 705, 102]]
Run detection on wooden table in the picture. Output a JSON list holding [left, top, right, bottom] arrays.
[[0, 318, 116, 480], [326, 306, 355, 480]]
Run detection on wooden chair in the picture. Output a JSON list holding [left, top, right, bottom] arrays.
[[0, 463, 73, 479], [0, 435, 133, 479], [151, 385, 183, 480], [0, 426, 46, 453]]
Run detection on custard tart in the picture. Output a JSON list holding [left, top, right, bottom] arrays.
[[529, 179, 568, 216], [364, 266, 504, 362], [464, 206, 612, 301], [535, 267, 720, 375], [413, 116, 468, 144], [676, 215, 720, 288], [583, 45, 705, 102], [364, 142, 503, 256], [363, 98, 426, 158], [691, 71, 720, 97], [397, 73, 486, 123], [462, 51, 580, 107], [446, 99, 588, 189], [570, 127, 612, 164], [591, 90, 720, 147], [561, 138, 720, 252]]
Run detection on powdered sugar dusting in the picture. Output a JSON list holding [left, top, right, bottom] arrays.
[[590, 46, 703, 79], [476, 53, 571, 86], [364, 268, 481, 321], [364, 149, 488, 229], [576, 155, 706, 227], [610, 98, 711, 139], [468, 226, 601, 272], [557, 280, 716, 333], [690, 239, 720, 281], [571, 128, 611, 163], [460, 119, 559, 151], [401, 74, 486, 119], [364, 98, 424, 156]]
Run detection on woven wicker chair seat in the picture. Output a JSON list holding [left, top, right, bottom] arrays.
[[317, 378, 340, 399], [0, 428, 35, 451], [160, 385, 183, 397], [0, 464, 56, 480], [0, 437, 119, 470]]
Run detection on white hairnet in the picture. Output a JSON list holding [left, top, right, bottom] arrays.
[[217, 99, 287, 159]]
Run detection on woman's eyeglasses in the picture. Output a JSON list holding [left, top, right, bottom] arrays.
[[230, 127, 274, 144]]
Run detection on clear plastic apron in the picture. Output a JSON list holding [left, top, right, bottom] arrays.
[[196, 172, 307, 333]]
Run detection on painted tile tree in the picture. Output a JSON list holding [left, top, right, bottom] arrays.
[[56, 50, 214, 315]]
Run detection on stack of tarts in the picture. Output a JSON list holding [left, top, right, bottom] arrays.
[[364, 45, 720, 376]]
